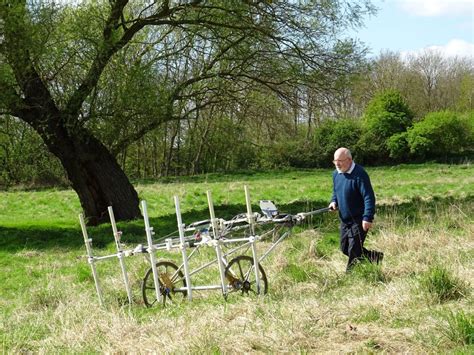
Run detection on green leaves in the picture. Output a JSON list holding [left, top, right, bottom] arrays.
[[406, 110, 474, 159], [357, 90, 414, 163]]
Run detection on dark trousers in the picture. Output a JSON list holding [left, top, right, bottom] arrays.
[[340, 220, 380, 271]]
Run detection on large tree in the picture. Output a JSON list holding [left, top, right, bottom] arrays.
[[0, 0, 373, 225]]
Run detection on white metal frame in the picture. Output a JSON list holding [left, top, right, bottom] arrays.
[[79, 185, 329, 307]]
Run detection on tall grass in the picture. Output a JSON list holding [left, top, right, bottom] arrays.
[[440, 310, 474, 346], [350, 261, 388, 285], [0, 163, 473, 353], [420, 265, 468, 303]]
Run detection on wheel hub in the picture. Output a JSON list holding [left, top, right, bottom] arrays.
[[231, 279, 243, 290], [242, 280, 251, 292]]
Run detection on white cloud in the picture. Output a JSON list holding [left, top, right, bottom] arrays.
[[401, 39, 474, 59], [397, 0, 474, 17]]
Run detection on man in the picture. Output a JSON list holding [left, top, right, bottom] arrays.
[[328, 147, 383, 271]]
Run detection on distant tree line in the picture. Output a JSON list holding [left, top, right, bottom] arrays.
[[1, 50, 472, 188], [1, 49, 472, 189]]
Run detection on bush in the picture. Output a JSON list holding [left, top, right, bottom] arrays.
[[407, 110, 474, 160], [262, 133, 316, 169], [312, 118, 363, 167], [386, 132, 410, 161], [358, 90, 414, 164]]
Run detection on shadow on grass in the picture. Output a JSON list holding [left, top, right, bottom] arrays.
[[0, 195, 471, 253], [0, 199, 330, 252], [131, 168, 319, 185]]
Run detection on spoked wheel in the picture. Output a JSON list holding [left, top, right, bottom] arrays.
[[142, 261, 187, 307], [224, 255, 268, 296]]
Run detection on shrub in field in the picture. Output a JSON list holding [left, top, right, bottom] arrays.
[[357, 90, 414, 164], [406, 110, 474, 160], [386, 131, 410, 161], [420, 265, 468, 303], [312, 118, 363, 167], [259, 131, 317, 169]]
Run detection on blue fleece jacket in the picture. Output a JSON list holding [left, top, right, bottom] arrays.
[[330, 164, 375, 223]]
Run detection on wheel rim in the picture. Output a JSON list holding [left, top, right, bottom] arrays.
[[224, 255, 268, 296], [142, 261, 187, 307]]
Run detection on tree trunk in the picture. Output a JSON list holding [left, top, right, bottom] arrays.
[[37, 122, 141, 226]]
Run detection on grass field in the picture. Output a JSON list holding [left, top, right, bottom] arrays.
[[0, 163, 473, 353]]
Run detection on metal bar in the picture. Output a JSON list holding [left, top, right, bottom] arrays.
[[174, 285, 223, 291], [174, 196, 193, 301], [170, 243, 199, 279], [79, 213, 104, 306], [244, 185, 255, 235], [250, 237, 261, 294], [149, 244, 172, 252], [183, 241, 251, 278], [222, 241, 252, 258], [93, 254, 122, 262], [187, 258, 216, 277], [222, 217, 248, 226], [298, 207, 331, 218], [207, 190, 228, 296], [220, 237, 255, 244], [108, 206, 133, 305], [244, 186, 261, 293], [259, 229, 292, 263], [172, 245, 200, 277], [141, 200, 162, 304]]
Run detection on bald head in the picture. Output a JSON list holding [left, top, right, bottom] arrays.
[[333, 147, 353, 173], [334, 147, 352, 159]]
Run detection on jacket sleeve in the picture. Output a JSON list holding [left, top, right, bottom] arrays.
[[358, 170, 375, 222], [330, 171, 338, 205]]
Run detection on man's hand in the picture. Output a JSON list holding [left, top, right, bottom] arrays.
[[362, 220, 373, 231], [329, 202, 337, 211]]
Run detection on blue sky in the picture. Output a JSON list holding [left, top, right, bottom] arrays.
[[349, 0, 474, 58]]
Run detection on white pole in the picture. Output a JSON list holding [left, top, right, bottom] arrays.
[[244, 186, 261, 293], [250, 236, 261, 294], [141, 200, 162, 304], [207, 191, 228, 296], [79, 213, 104, 306], [244, 185, 255, 235], [174, 196, 193, 301], [108, 206, 133, 305]]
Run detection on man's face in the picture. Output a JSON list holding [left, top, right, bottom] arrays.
[[333, 152, 352, 173]]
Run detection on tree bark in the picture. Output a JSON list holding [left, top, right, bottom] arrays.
[[8, 75, 142, 225], [35, 119, 141, 226]]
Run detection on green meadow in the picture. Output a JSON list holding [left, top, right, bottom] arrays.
[[0, 163, 472, 353]]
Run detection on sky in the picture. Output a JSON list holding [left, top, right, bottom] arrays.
[[350, 0, 474, 58]]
